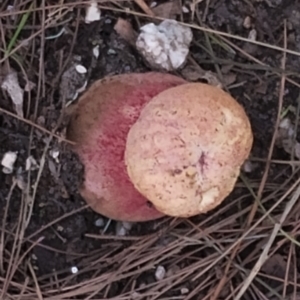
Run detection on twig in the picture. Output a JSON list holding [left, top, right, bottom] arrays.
[[133, 0, 154, 16], [234, 182, 300, 300], [0, 107, 75, 145], [234, 20, 288, 300]]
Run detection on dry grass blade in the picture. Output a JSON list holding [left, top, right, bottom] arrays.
[[0, 107, 75, 145], [234, 20, 288, 299], [236, 183, 300, 299], [133, 0, 154, 16], [1, 1, 300, 299]]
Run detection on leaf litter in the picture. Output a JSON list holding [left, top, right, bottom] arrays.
[[1, 69, 24, 118], [1, 0, 300, 299]]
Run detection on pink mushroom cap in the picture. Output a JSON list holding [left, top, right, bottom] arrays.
[[67, 72, 186, 221]]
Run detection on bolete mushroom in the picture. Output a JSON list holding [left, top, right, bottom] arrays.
[[67, 72, 186, 222], [68, 72, 253, 221], [125, 82, 253, 218]]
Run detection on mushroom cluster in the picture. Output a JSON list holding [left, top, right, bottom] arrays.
[[67, 72, 253, 222]]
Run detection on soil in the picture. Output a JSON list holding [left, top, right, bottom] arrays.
[[1, 0, 300, 299]]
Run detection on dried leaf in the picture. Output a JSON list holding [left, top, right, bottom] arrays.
[[26, 156, 39, 171], [181, 64, 206, 81], [276, 118, 300, 160], [152, 1, 181, 19], [201, 71, 223, 88], [276, 117, 299, 157], [282, 138, 293, 154], [261, 213, 281, 227], [15, 173, 26, 190], [114, 18, 138, 46], [255, 81, 268, 95], [60, 58, 88, 101], [222, 72, 237, 87], [1, 70, 24, 117], [24, 80, 36, 92], [48, 159, 58, 179], [181, 65, 223, 88], [221, 64, 234, 74], [262, 254, 294, 280]]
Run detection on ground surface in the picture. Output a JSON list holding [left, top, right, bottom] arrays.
[[1, 0, 300, 299]]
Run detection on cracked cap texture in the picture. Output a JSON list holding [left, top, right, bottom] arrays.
[[125, 83, 253, 217]]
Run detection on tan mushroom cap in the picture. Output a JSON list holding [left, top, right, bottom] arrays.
[[125, 83, 253, 217]]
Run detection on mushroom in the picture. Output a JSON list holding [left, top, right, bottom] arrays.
[[125, 82, 253, 218], [67, 72, 186, 222]]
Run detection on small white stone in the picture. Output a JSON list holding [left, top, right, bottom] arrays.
[[93, 45, 100, 58], [115, 221, 134, 235], [1, 151, 17, 174], [279, 117, 292, 130], [155, 265, 166, 281], [7, 5, 16, 20], [242, 160, 253, 173], [94, 218, 105, 227], [131, 291, 142, 299], [75, 64, 87, 74], [71, 266, 78, 274], [107, 49, 116, 55], [115, 222, 127, 236], [49, 149, 59, 164], [37, 116, 45, 126], [57, 225, 64, 232], [85, 1, 101, 24], [248, 29, 257, 41], [122, 221, 133, 231], [181, 287, 189, 294], [50, 150, 59, 159], [1, 70, 24, 118], [50, 149, 60, 163], [136, 19, 193, 71], [182, 6, 189, 13], [243, 16, 251, 29]]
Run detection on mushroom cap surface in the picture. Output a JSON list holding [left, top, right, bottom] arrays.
[[67, 72, 186, 221], [125, 83, 253, 217]]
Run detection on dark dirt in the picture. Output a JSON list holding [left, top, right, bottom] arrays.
[[1, 0, 300, 299]]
